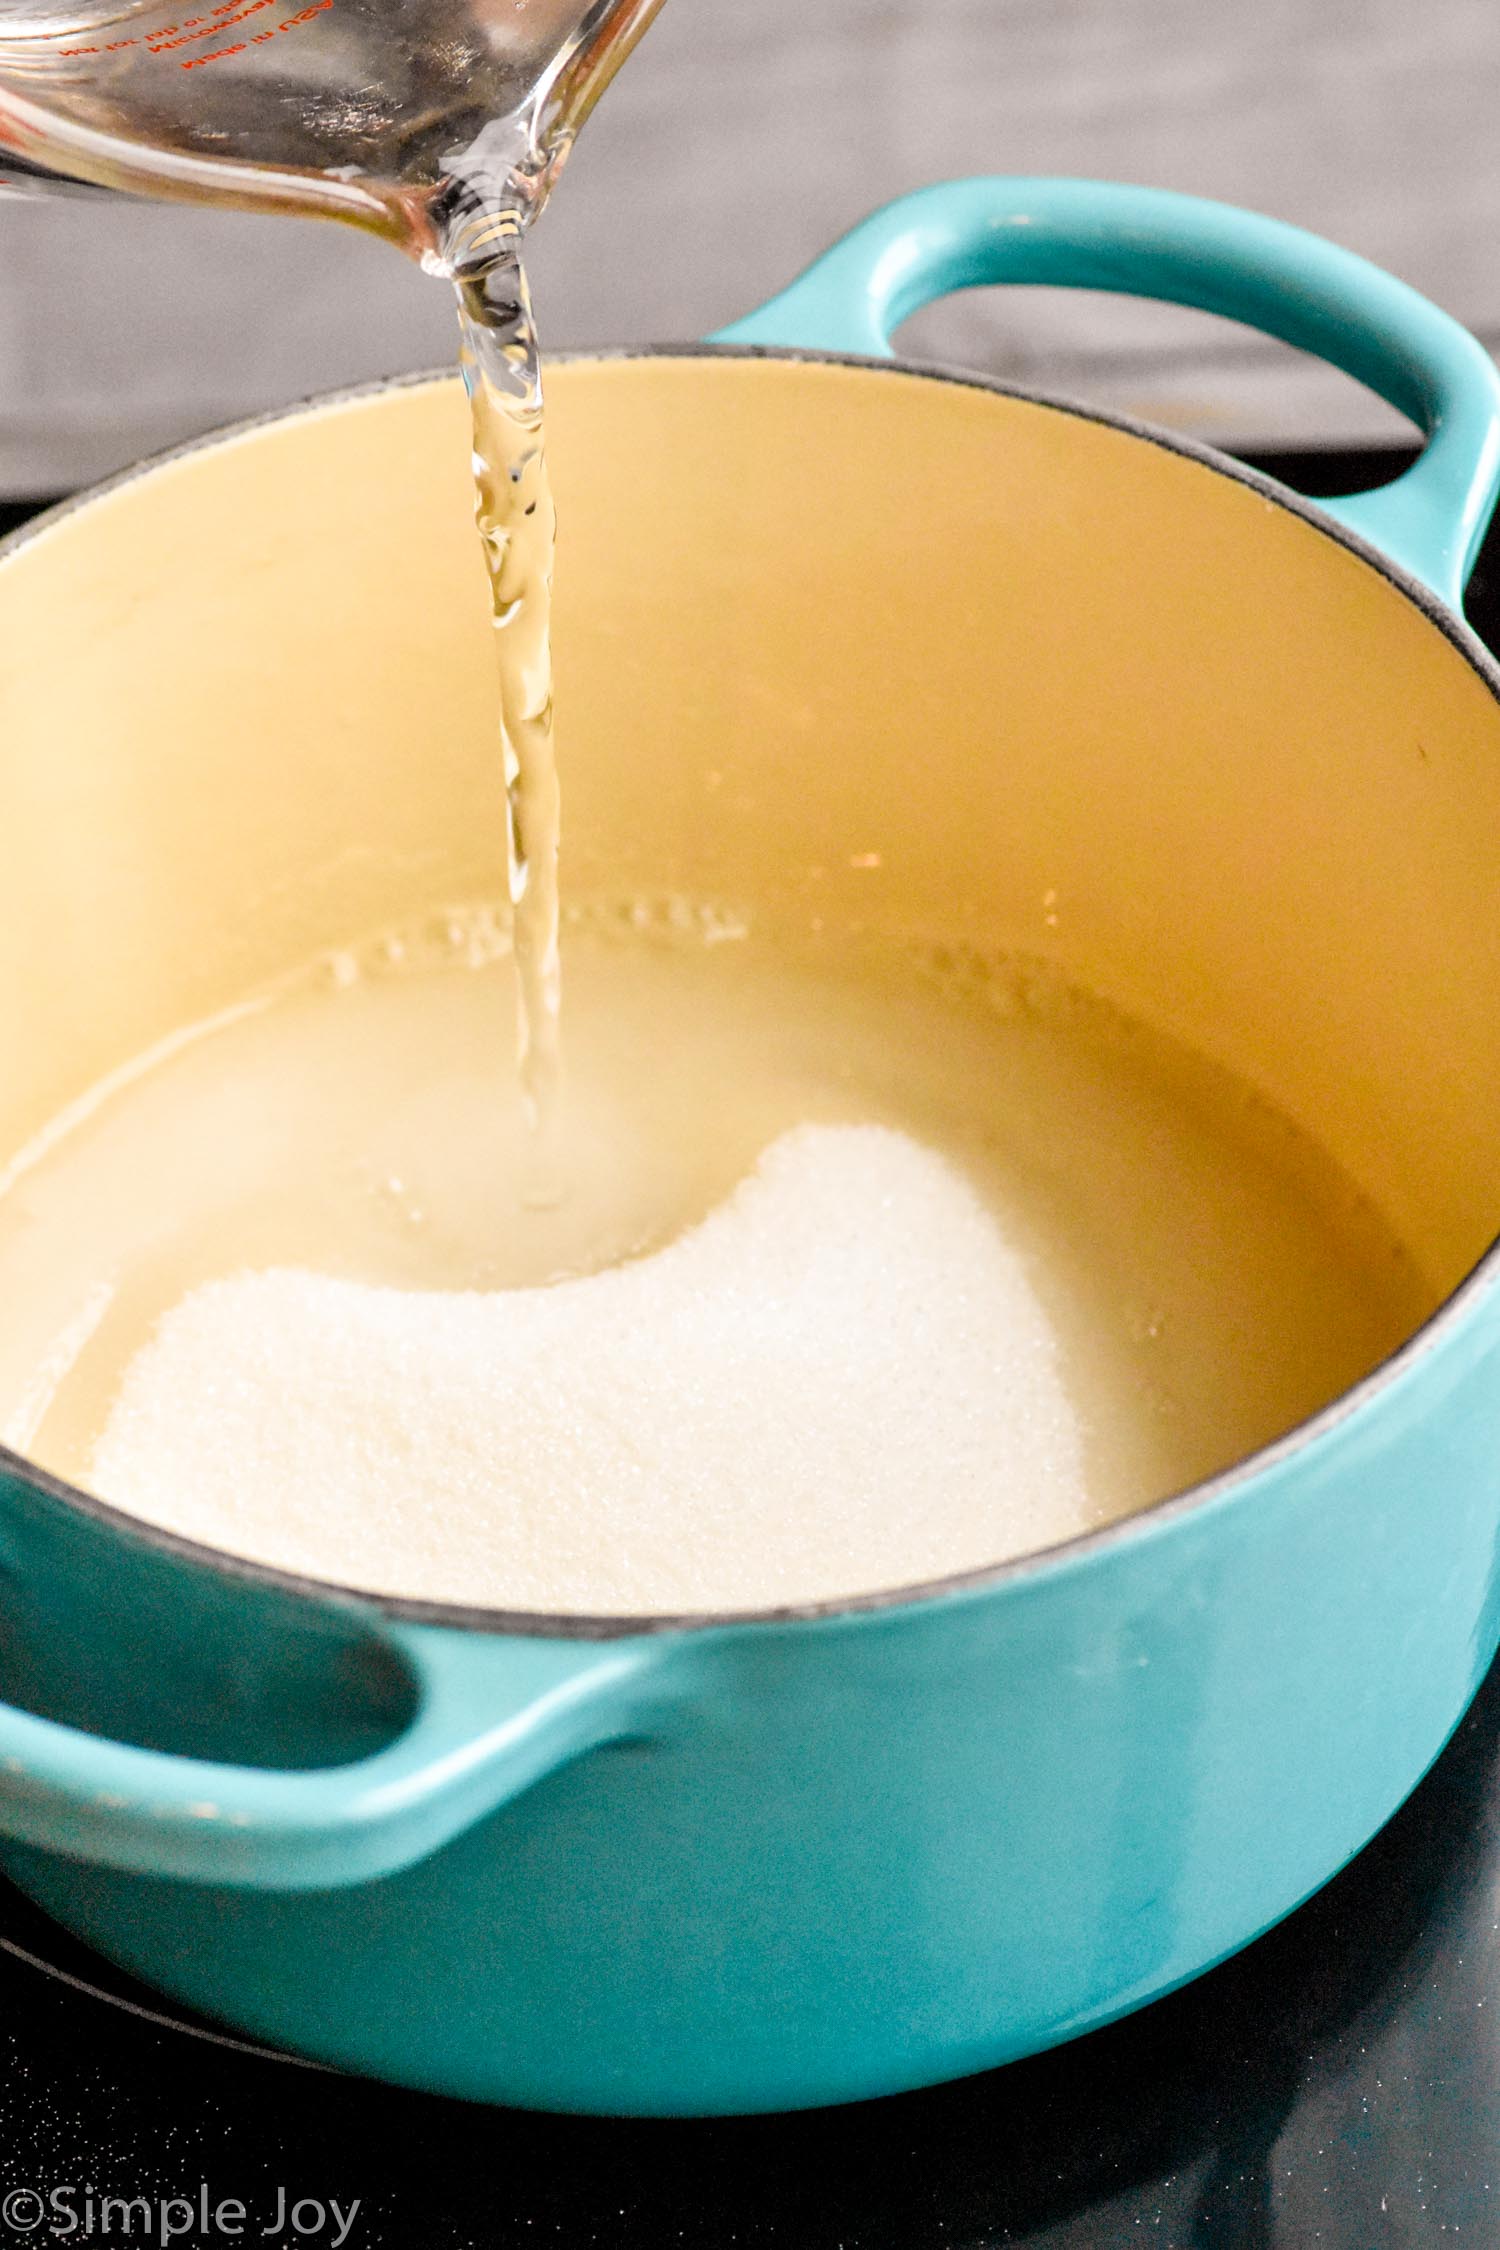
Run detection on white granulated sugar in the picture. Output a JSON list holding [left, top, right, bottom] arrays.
[[90, 1123, 1092, 1611]]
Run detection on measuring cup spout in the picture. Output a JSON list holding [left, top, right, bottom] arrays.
[[0, 0, 667, 249]]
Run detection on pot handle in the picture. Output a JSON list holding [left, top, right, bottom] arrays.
[[0, 1620, 671, 1891], [715, 176, 1500, 614]]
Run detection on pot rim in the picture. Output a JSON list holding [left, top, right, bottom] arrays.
[[3, 340, 1498, 1642]]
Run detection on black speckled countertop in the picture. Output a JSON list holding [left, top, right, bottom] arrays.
[[1, 448, 1498, 2249]]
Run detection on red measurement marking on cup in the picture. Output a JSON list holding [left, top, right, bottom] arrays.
[[57, 0, 246, 52], [150, 1, 277, 56], [181, 0, 333, 65], [56, 0, 333, 63]]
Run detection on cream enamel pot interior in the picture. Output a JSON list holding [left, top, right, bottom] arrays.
[[1, 180, 1500, 2113]]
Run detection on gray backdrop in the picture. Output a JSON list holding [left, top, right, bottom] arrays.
[[3, 0, 1498, 492]]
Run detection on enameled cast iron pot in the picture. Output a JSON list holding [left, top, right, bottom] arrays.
[[3, 179, 1500, 2115]]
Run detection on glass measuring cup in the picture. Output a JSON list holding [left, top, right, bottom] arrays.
[[0, 0, 664, 254]]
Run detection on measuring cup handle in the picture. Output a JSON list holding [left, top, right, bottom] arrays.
[[715, 177, 1500, 613]]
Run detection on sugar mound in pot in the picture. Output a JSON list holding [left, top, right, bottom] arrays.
[[89, 1123, 1093, 1612]]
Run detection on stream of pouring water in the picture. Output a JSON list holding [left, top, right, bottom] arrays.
[[0, 1, 674, 1199], [445, 204, 564, 1188]]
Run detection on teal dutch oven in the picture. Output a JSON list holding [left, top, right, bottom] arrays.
[[3, 178, 1500, 2115]]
